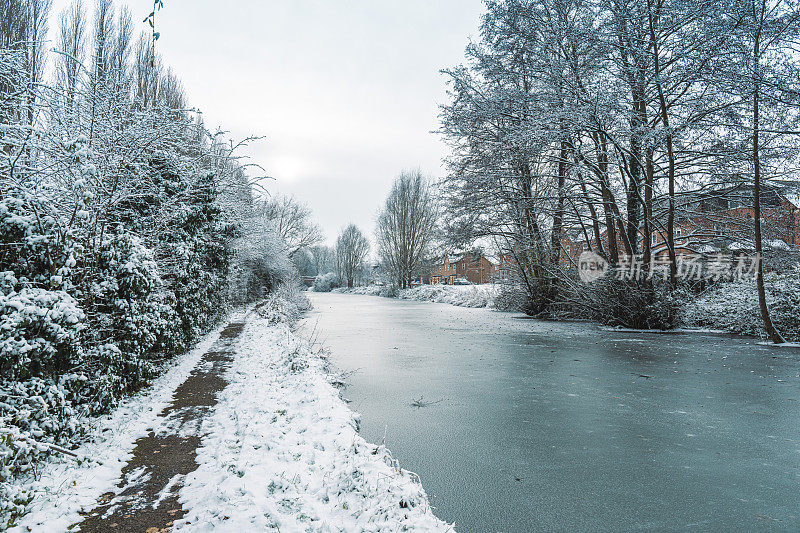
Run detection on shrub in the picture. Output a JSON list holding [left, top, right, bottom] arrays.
[[0, 286, 84, 381], [586, 278, 688, 330], [379, 285, 399, 298], [0, 376, 84, 528], [492, 284, 528, 312], [256, 283, 311, 324], [88, 233, 178, 358], [313, 272, 339, 292]]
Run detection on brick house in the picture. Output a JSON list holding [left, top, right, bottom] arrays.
[[496, 253, 517, 282], [430, 253, 497, 284], [430, 255, 458, 284], [648, 184, 800, 259]]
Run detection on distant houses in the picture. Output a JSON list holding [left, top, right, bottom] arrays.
[[559, 184, 800, 265], [650, 184, 799, 259], [429, 253, 497, 285]]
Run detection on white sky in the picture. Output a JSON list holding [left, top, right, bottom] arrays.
[[49, 0, 484, 245]]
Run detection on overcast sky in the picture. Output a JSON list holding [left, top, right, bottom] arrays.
[[50, 0, 484, 245]]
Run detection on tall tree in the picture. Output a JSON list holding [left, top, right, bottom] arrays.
[[723, 0, 800, 343], [54, 0, 86, 120], [376, 170, 438, 289], [256, 194, 323, 258], [336, 224, 370, 288]]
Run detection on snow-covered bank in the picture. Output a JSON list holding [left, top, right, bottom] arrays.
[[175, 297, 451, 531], [9, 290, 450, 531], [7, 312, 241, 532], [684, 273, 800, 342], [333, 284, 501, 309], [398, 285, 498, 308]]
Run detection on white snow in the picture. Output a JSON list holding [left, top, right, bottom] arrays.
[[766, 239, 792, 251], [174, 309, 452, 531], [335, 284, 500, 309], [7, 314, 240, 532], [9, 302, 451, 532], [756, 341, 800, 348], [398, 285, 498, 308]]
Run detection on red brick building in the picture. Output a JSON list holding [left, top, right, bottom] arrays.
[[430, 254, 497, 284], [649, 185, 800, 259]]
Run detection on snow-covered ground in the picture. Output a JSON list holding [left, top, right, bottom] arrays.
[[9, 297, 450, 532], [333, 284, 500, 309], [175, 303, 451, 531], [398, 285, 498, 308], [8, 312, 242, 532], [684, 272, 800, 341]]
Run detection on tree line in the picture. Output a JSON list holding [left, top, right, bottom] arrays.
[[0, 1, 305, 520], [438, 0, 800, 340], [300, 171, 438, 293]]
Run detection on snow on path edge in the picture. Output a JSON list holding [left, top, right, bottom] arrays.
[[8, 310, 246, 532], [174, 311, 453, 532]]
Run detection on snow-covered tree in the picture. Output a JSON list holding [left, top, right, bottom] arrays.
[[376, 170, 438, 289]]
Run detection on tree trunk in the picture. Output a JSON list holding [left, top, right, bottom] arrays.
[[551, 139, 568, 266], [597, 133, 619, 264], [753, 26, 784, 344], [648, 0, 678, 286]]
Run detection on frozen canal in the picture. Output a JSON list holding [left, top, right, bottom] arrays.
[[301, 292, 800, 532]]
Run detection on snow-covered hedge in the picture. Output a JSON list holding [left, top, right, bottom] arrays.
[[0, 171, 290, 526], [685, 272, 800, 341]]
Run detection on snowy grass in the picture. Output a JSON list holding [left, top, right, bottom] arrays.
[[335, 284, 501, 309], [174, 302, 452, 531], [7, 311, 244, 532], [684, 272, 800, 342]]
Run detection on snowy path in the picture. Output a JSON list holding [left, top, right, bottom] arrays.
[[12, 301, 450, 532], [75, 321, 245, 532]]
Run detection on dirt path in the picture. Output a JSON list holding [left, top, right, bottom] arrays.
[[74, 321, 245, 533]]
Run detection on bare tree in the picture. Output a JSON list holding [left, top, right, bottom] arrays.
[[718, 0, 800, 343], [256, 194, 322, 258], [441, 0, 800, 328], [54, 0, 86, 119], [336, 224, 370, 288], [308, 245, 336, 275], [1, 0, 51, 126], [376, 170, 438, 289]]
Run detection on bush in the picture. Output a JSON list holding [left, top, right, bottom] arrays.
[[0, 285, 84, 381], [397, 285, 498, 308], [255, 283, 311, 324], [586, 278, 688, 330], [0, 376, 85, 528], [313, 272, 339, 292], [379, 285, 399, 298], [88, 233, 178, 359], [493, 284, 528, 312], [685, 272, 800, 341]]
